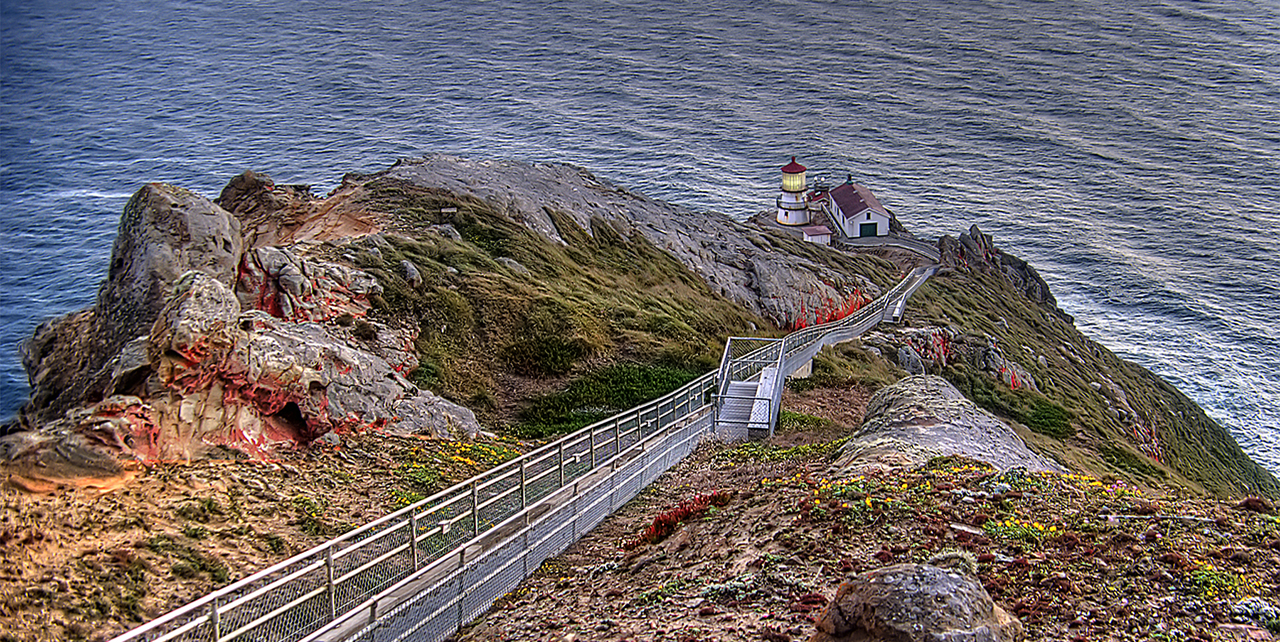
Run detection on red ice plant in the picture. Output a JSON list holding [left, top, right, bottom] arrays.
[[626, 490, 732, 549]]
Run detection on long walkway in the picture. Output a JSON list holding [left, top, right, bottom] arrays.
[[112, 248, 940, 642]]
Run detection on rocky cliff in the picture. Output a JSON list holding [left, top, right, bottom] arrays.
[[5, 154, 1280, 642], [9, 176, 482, 488], [7, 154, 1276, 501], [6, 155, 906, 488]]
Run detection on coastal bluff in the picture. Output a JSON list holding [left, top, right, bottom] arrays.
[[2, 154, 1278, 642], [5, 153, 1277, 500]]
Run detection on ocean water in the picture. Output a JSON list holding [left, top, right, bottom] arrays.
[[2, 0, 1277, 475]]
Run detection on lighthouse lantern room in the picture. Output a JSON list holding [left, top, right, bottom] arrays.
[[776, 157, 811, 226]]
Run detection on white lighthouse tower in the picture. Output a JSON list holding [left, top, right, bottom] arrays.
[[776, 157, 811, 226]]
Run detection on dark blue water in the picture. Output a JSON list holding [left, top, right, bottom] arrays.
[[3, 0, 1278, 474]]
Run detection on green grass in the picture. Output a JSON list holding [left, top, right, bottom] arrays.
[[354, 178, 764, 424], [910, 265, 1277, 498], [514, 363, 700, 439], [777, 410, 833, 433], [787, 341, 905, 393]]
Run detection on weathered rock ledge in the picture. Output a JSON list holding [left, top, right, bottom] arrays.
[[832, 375, 1064, 475]]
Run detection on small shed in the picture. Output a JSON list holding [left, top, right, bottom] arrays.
[[830, 181, 891, 238], [800, 225, 832, 245]]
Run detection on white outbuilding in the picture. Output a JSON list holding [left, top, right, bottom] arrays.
[[801, 225, 832, 245], [830, 179, 891, 238]]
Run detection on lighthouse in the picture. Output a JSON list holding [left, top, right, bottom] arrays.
[[776, 157, 811, 226]]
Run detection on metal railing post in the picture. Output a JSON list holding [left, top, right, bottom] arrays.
[[410, 513, 420, 569], [210, 600, 220, 642], [590, 429, 597, 468], [712, 394, 719, 433], [471, 481, 480, 535], [325, 545, 336, 620], [558, 442, 566, 488], [520, 460, 527, 507]]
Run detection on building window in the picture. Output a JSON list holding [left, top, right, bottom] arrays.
[[866, 212, 871, 220]]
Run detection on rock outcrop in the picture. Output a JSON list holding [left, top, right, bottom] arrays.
[[939, 224, 1068, 321], [866, 327, 1041, 394], [831, 375, 1064, 474], [10, 179, 480, 476], [21, 184, 243, 426], [235, 245, 381, 323], [379, 155, 880, 328], [809, 562, 1023, 642]]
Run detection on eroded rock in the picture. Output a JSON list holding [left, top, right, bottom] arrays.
[[236, 245, 381, 322], [20, 183, 242, 426], [809, 563, 1023, 642], [832, 375, 1063, 474]]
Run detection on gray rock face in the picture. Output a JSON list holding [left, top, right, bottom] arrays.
[[831, 375, 1064, 474], [809, 563, 1023, 642], [21, 183, 243, 425], [897, 345, 925, 375], [381, 154, 879, 328]]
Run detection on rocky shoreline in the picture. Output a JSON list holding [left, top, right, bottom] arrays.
[[2, 154, 1278, 641]]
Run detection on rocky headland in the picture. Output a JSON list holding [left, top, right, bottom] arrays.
[[2, 154, 1278, 641]]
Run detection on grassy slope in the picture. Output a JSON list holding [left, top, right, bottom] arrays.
[[907, 267, 1279, 499], [349, 175, 901, 436], [351, 176, 761, 422], [353, 169, 1277, 499]]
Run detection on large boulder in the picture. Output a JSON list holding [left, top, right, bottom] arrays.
[[831, 375, 1064, 474], [20, 183, 242, 426], [809, 563, 1023, 642]]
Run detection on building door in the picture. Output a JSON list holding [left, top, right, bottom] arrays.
[[859, 222, 878, 237]]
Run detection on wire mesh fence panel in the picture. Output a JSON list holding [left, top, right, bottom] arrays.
[[523, 451, 561, 506], [216, 558, 331, 642], [476, 471, 523, 532], [611, 454, 645, 513], [526, 500, 577, 572], [357, 573, 461, 642], [576, 470, 614, 539], [333, 526, 416, 617]]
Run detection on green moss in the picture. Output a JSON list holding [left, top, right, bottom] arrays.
[[777, 410, 833, 433], [1025, 400, 1073, 439], [1099, 442, 1166, 480], [142, 534, 230, 585]]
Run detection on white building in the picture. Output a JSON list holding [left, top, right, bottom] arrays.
[[801, 225, 832, 245], [830, 180, 891, 238]]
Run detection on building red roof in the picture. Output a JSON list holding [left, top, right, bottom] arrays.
[[801, 225, 832, 236], [781, 157, 806, 173], [830, 182, 889, 219]]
